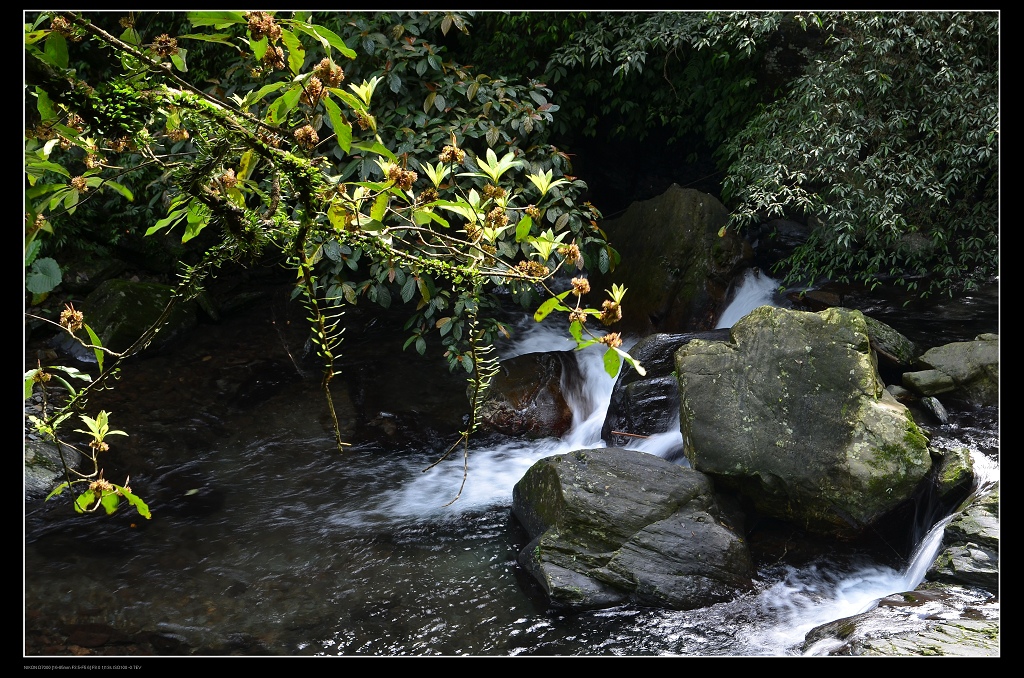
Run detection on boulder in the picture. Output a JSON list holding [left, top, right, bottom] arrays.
[[587, 185, 753, 335], [82, 278, 199, 355], [802, 585, 999, 656], [928, 484, 999, 594], [478, 351, 580, 438], [601, 330, 730, 444], [907, 334, 999, 407], [674, 306, 932, 539], [512, 447, 754, 611]]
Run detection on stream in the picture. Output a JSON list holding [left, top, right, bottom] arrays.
[[23, 271, 999, 656]]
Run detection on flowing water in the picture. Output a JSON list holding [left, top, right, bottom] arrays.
[[23, 272, 999, 656]]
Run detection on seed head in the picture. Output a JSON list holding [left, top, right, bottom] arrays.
[[599, 300, 622, 326], [262, 45, 285, 71], [439, 145, 465, 165], [314, 58, 344, 88], [294, 125, 318, 150], [153, 34, 178, 58], [245, 11, 282, 42]]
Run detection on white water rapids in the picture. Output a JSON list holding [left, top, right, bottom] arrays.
[[319, 269, 997, 654]]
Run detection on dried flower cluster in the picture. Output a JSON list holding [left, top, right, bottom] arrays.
[[559, 243, 582, 267], [599, 332, 623, 348], [294, 125, 318, 150], [313, 58, 345, 88], [386, 164, 418, 190], [108, 137, 132, 153], [483, 184, 506, 200], [245, 11, 282, 42], [71, 176, 88, 193], [301, 77, 326, 107], [525, 204, 540, 219], [515, 260, 549, 278], [417, 187, 438, 206], [439, 145, 465, 164], [262, 45, 285, 71], [570, 277, 590, 296], [50, 16, 82, 41], [59, 304, 84, 332], [153, 34, 178, 58], [600, 300, 622, 325], [485, 206, 508, 229], [219, 168, 238, 188]]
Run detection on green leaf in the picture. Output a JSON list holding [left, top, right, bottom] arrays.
[[569, 319, 584, 342], [280, 28, 305, 75], [370, 192, 389, 222], [44, 31, 68, 69], [25, 257, 62, 294], [187, 11, 247, 27], [104, 181, 134, 201], [25, 239, 42, 267], [268, 85, 302, 124], [25, 369, 39, 400], [515, 214, 533, 242], [170, 50, 187, 72], [146, 206, 188, 236], [74, 490, 96, 513], [177, 32, 238, 46], [45, 481, 72, 502], [100, 491, 121, 515], [533, 295, 567, 322], [114, 485, 152, 519], [322, 97, 351, 153], [616, 347, 646, 377], [602, 346, 622, 378], [351, 139, 396, 162], [84, 323, 104, 371], [400, 275, 417, 303], [244, 81, 288, 107], [301, 22, 356, 59]]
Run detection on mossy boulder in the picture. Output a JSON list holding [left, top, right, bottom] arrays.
[[588, 184, 752, 335], [675, 306, 932, 539], [512, 447, 754, 611]]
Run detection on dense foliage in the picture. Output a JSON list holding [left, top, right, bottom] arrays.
[[24, 10, 640, 514], [719, 11, 999, 297], [463, 10, 999, 298]]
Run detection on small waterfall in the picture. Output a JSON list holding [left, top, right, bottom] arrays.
[[716, 268, 782, 328]]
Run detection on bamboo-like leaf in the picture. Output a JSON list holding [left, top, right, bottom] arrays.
[[84, 323, 104, 371]]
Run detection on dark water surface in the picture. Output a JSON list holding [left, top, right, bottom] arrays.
[[24, 276, 999, 656]]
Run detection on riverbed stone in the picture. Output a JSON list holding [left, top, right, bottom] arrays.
[[512, 447, 754, 611], [675, 305, 932, 539]]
